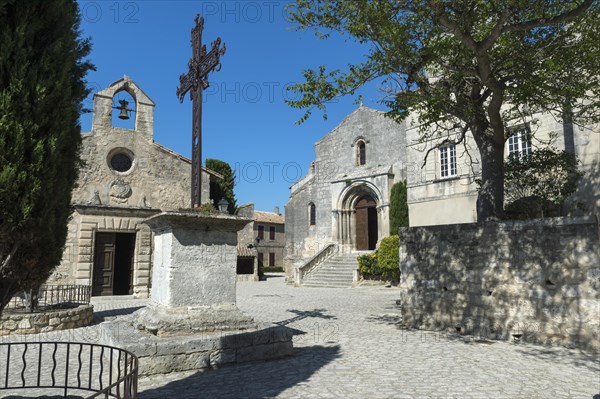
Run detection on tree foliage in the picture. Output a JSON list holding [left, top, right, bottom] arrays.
[[0, 0, 93, 312], [389, 180, 409, 234], [206, 158, 237, 214], [504, 148, 582, 218], [286, 0, 600, 222]]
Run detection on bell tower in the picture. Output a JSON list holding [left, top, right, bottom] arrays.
[[91, 75, 155, 140]]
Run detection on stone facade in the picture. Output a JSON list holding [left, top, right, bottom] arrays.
[[236, 203, 259, 281], [0, 305, 93, 336], [50, 76, 221, 298], [254, 208, 285, 269], [285, 105, 407, 281], [405, 112, 600, 226], [236, 204, 286, 279], [398, 216, 600, 352]]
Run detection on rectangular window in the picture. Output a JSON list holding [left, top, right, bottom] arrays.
[[507, 126, 532, 159], [439, 144, 457, 178], [257, 225, 264, 240], [269, 252, 275, 267], [269, 226, 275, 240], [257, 252, 264, 266]]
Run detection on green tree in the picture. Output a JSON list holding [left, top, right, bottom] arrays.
[[504, 148, 582, 219], [287, 0, 600, 222], [389, 181, 409, 234], [206, 158, 237, 214], [0, 0, 93, 312]]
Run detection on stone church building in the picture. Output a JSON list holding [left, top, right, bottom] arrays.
[[49, 76, 221, 298], [285, 103, 598, 286], [284, 105, 407, 284]]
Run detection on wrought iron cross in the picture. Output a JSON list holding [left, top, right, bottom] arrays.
[[176, 14, 226, 208]]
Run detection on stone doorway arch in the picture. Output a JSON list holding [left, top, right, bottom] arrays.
[[335, 181, 383, 251]]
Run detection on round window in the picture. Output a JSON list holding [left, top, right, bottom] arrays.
[[110, 153, 133, 173]]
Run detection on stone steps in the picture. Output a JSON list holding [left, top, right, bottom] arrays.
[[302, 252, 371, 288]]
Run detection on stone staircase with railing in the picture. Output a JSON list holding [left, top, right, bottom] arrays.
[[301, 251, 371, 288]]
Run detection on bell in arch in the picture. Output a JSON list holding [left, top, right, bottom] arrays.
[[117, 99, 130, 120]]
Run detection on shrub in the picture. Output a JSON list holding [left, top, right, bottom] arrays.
[[357, 235, 400, 282], [378, 235, 400, 281], [357, 253, 379, 277], [504, 148, 582, 218]]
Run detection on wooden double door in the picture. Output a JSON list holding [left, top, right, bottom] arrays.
[[92, 232, 136, 296], [355, 195, 378, 250]]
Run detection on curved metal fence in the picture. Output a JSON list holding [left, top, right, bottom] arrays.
[[0, 342, 138, 398], [6, 284, 92, 312]]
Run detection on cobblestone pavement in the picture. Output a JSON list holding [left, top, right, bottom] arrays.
[[1, 275, 599, 398], [139, 275, 599, 399]]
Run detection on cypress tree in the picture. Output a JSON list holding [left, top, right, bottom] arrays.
[[206, 158, 237, 214], [0, 0, 93, 312], [389, 181, 409, 235]]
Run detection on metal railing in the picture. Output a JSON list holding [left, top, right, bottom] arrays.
[[6, 284, 92, 312], [0, 342, 138, 398]]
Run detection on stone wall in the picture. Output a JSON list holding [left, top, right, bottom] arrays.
[[399, 216, 600, 352], [0, 305, 94, 336]]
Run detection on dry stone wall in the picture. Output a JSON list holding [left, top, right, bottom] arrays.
[[0, 305, 94, 336], [399, 216, 600, 352]]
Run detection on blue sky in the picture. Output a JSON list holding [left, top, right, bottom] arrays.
[[78, 1, 386, 213]]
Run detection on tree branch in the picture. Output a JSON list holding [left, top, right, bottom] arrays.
[[503, 0, 594, 33], [1, 242, 21, 273], [421, 124, 469, 168]]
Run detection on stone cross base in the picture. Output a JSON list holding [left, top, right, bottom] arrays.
[[135, 303, 256, 336], [138, 211, 254, 335]]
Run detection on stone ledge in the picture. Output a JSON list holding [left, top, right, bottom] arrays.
[[99, 319, 294, 376]]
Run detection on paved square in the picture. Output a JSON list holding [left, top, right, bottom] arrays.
[[1, 275, 597, 398], [138, 275, 599, 399]]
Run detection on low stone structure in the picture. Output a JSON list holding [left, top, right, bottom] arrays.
[[399, 216, 600, 352], [104, 210, 294, 374], [101, 320, 293, 376], [0, 305, 93, 335]]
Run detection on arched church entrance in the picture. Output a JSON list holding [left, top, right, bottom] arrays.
[[355, 195, 378, 250], [336, 182, 382, 252]]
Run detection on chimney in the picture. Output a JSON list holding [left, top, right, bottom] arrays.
[[274, 206, 280, 215]]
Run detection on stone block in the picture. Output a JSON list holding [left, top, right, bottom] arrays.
[[209, 349, 236, 367], [2, 320, 17, 330]]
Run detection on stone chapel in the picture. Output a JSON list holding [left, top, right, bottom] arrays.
[[49, 76, 221, 298], [284, 105, 407, 285]]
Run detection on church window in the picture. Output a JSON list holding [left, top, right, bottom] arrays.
[[507, 126, 532, 159], [107, 148, 135, 174], [309, 203, 316, 226], [110, 153, 133, 173], [356, 141, 366, 166], [439, 144, 457, 178]]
